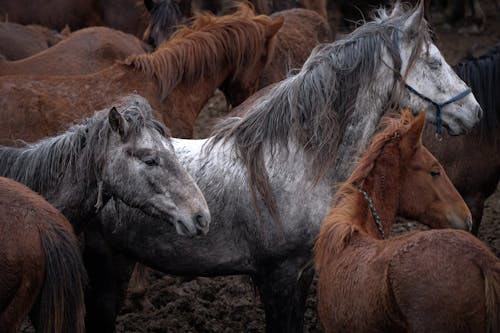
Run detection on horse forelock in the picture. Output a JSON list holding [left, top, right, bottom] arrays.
[[209, 6, 426, 223], [0, 94, 162, 196], [454, 45, 500, 141], [126, 3, 272, 101]]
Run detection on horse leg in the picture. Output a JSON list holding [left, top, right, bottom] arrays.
[[82, 225, 135, 333], [252, 256, 314, 333], [0, 277, 41, 333]]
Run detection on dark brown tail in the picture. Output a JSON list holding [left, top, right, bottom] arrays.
[[30, 222, 87, 333], [484, 264, 500, 333]]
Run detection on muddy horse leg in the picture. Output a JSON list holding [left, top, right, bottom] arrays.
[[253, 257, 314, 333]]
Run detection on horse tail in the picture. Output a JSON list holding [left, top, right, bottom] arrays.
[[31, 221, 87, 333], [484, 263, 500, 333]]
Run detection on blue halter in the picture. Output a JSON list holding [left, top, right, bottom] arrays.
[[393, 31, 472, 136]]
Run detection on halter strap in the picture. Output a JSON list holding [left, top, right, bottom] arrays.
[[393, 31, 472, 136], [357, 187, 385, 239]]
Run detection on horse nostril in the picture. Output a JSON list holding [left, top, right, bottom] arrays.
[[195, 213, 209, 235]]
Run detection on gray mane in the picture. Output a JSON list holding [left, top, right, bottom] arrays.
[[209, 3, 429, 222], [0, 94, 167, 197]]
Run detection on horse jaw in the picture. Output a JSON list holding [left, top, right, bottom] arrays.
[[401, 44, 482, 135]]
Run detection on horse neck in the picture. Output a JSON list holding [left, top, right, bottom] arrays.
[[0, 142, 102, 234], [329, 67, 396, 184], [351, 154, 401, 239]]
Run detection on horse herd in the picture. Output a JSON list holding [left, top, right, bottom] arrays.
[[0, 1, 498, 333]]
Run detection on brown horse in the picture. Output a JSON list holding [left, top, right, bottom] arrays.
[[0, 0, 149, 36], [315, 110, 499, 333], [0, 26, 149, 76], [0, 177, 86, 333], [0, 4, 283, 145], [145, 3, 330, 103], [256, 8, 332, 90], [0, 22, 65, 61], [424, 44, 500, 236]]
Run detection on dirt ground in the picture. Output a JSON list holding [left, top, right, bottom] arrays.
[[113, 3, 500, 332]]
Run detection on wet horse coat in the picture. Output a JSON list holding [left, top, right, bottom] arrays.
[[0, 4, 283, 144], [0, 177, 86, 333], [98, 4, 481, 333], [315, 111, 499, 333]]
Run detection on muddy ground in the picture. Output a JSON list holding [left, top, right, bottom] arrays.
[[114, 3, 500, 333]]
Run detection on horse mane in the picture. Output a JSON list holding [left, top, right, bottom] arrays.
[[454, 44, 500, 141], [315, 109, 416, 269], [208, 2, 430, 223], [0, 94, 167, 196], [125, 3, 275, 100], [142, 0, 191, 44]]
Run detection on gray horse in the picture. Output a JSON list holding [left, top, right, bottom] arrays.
[[100, 3, 481, 333], [0, 93, 210, 235]]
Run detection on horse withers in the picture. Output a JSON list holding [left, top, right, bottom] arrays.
[[315, 110, 499, 332], [0, 177, 86, 333]]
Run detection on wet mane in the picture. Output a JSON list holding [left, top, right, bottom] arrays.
[[454, 44, 500, 141], [315, 110, 416, 266], [0, 94, 166, 196], [125, 3, 276, 100], [209, 3, 430, 223]]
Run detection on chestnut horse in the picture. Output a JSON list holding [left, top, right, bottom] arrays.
[[424, 44, 500, 235], [315, 110, 499, 332], [145, 3, 331, 104], [0, 176, 86, 333], [0, 26, 149, 76], [0, 0, 149, 36], [0, 4, 282, 144], [0, 22, 65, 61]]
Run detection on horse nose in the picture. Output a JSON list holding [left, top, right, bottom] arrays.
[[475, 105, 483, 121], [194, 210, 210, 235]]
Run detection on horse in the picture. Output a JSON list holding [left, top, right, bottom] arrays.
[[0, 4, 283, 144], [144, 3, 331, 103], [143, 0, 194, 47], [315, 110, 499, 333], [96, 3, 481, 332], [0, 177, 87, 333], [0, 0, 149, 36], [0, 22, 65, 61], [0, 93, 210, 236], [424, 43, 500, 235], [0, 26, 150, 76]]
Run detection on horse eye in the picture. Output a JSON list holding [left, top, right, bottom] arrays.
[[428, 59, 442, 69], [430, 170, 441, 177], [143, 157, 159, 166]]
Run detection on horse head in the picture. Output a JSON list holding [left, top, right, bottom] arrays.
[[397, 111, 472, 230], [393, 2, 482, 135], [101, 97, 210, 236]]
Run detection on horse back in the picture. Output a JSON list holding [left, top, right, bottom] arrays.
[[388, 229, 499, 332]]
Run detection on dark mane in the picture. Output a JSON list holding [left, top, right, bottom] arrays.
[[454, 44, 500, 141], [142, 0, 191, 44], [208, 3, 430, 223], [0, 94, 166, 196], [125, 3, 275, 100]]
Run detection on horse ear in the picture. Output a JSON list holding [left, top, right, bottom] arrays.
[[266, 16, 284, 39], [402, 1, 424, 36], [405, 110, 426, 148], [109, 107, 128, 137]]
